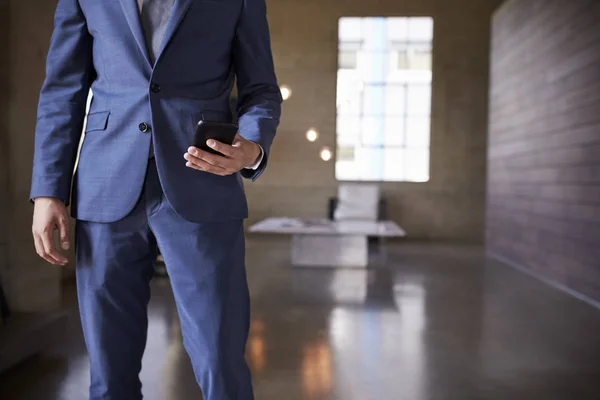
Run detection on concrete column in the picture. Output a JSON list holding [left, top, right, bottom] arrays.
[[1, 0, 12, 315]]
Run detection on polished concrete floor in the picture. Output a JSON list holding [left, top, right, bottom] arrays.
[[2, 238, 600, 400]]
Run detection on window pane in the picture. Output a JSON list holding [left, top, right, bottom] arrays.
[[409, 49, 432, 71], [337, 146, 356, 162], [337, 96, 361, 115], [336, 160, 359, 181], [408, 18, 433, 41], [339, 18, 362, 41], [339, 50, 358, 69], [404, 149, 430, 182], [387, 17, 408, 40], [362, 18, 388, 52], [383, 148, 404, 181], [384, 116, 405, 146], [406, 118, 430, 148], [407, 85, 431, 116], [361, 117, 384, 146], [397, 51, 409, 70], [385, 85, 406, 116], [356, 147, 384, 180], [337, 116, 360, 145], [363, 85, 385, 116], [337, 73, 362, 115], [359, 51, 387, 84]]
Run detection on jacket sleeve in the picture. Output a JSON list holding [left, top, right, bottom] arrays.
[[29, 0, 95, 205], [232, 0, 282, 181]]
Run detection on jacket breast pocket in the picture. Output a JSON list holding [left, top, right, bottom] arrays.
[[85, 111, 110, 133]]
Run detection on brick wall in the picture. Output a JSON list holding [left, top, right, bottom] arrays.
[[487, 0, 600, 302], [247, 0, 501, 242]]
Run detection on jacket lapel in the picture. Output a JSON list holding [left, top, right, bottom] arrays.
[[118, 0, 152, 67], [155, 0, 194, 64]]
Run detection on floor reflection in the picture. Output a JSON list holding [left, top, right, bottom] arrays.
[[290, 267, 397, 310], [2, 242, 600, 400], [248, 319, 267, 374], [396, 283, 426, 400], [326, 280, 426, 400], [301, 339, 332, 399]]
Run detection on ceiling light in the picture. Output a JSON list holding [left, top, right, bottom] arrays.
[[306, 128, 319, 142], [320, 147, 332, 162]]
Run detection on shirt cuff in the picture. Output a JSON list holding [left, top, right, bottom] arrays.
[[246, 143, 264, 170]]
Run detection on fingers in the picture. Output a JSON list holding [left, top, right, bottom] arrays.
[[185, 156, 230, 176], [33, 233, 59, 265], [206, 139, 236, 157], [56, 216, 71, 250], [184, 149, 228, 169], [231, 134, 246, 148], [32, 198, 70, 266], [41, 227, 68, 265], [35, 228, 68, 266], [187, 146, 236, 167], [185, 147, 239, 175]]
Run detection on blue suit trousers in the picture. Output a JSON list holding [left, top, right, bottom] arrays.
[[75, 159, 253, 400]]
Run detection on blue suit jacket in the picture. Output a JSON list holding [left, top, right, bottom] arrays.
[[30, 0, 282, 223]]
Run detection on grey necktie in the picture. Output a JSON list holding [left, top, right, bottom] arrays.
[[138, 0, 175, 64]]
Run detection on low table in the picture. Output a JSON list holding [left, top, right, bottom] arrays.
[[249, 218, 406, 268]]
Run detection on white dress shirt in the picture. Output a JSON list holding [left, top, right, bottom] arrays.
[[247, 145, 264, 170]]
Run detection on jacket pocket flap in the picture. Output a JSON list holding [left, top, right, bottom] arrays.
[[85, 111, 110, 132]]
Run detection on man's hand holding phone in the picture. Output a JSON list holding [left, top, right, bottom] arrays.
[[184, 134, 262, 176]]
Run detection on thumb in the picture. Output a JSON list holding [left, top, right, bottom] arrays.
[[232, 133, 246, 147], [56, 216, 70, 250]]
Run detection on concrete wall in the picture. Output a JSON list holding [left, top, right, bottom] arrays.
[[3, 0, 62, 311], [487, 0, 600, 303], [247, 0, 500, 242], [1, 0, 10, 308]]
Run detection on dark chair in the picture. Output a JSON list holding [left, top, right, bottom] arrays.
[[0, 277, 10, 324]]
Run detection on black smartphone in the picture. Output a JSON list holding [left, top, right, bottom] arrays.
[[193, 120, 238, 155]]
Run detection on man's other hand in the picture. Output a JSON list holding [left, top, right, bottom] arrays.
[[184, 134, 261, 176], [32, 197, 70, 266]]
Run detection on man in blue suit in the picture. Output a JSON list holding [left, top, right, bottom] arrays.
[[29, 0, 281, 398]]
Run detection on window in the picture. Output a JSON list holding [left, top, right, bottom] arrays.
[[336, 17, 434, 182], [339, 50, 358, 69]]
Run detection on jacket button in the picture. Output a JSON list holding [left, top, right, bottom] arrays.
[[150, 83, 161, 93], [139, 122, 150, 132]]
